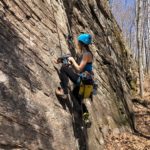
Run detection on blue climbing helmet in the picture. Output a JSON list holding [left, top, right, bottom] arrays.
[[77, 33, 92, 45]]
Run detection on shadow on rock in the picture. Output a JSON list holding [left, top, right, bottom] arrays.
[[0, 16, 54, 149]]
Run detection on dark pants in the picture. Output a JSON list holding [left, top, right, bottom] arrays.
[[59, 65, 88, 114], [60, 65, 79, 94]]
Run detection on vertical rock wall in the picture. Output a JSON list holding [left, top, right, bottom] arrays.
[[0, 0, 134, 149]]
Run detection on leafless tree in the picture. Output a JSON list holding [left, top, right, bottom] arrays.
[[110, 0, 150, 97], [110, 0, 136, 54], [136, 0, 144, 97]]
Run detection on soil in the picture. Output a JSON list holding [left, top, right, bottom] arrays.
[[104, 75, 150, 150]]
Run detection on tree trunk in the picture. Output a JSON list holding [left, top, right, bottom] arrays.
[[147, 0, 150, 74], [136, 0, 144, 98]]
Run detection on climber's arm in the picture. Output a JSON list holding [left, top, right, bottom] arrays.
[[68, 55, 88, 72]]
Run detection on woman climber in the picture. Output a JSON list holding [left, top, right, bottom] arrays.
[[54, 33, 93, 99]]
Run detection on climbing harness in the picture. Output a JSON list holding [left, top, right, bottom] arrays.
[[77, 71, 94, 99]]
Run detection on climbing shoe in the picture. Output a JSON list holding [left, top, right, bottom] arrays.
[[55, 87, 68, 99], [83, 112, 91, 128]]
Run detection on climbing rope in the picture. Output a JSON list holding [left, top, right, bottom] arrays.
[[59, 0, 76, 57], [49, 1, 80, 149], [49, 1, 93, 149], [49, 0, 76, 57]]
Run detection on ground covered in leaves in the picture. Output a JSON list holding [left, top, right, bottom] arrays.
[[104, 76, 150, 150], [105, 132, 150, 150]]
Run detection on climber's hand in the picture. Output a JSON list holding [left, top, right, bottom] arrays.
[[68, 57, 75, 65]]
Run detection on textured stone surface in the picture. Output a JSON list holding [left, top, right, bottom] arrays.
[[0, 0, 135, 149]]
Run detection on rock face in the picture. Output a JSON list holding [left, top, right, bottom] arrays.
[[0, 0, 135, 149]]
